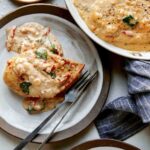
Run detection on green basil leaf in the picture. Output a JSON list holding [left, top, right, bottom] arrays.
[[50, 44, 58, 54], [51, 44, 55, 49], [20, 82, 32, 94], [35, 51, 47, 60], [27, 105, 34, 113], [48, 72, 56, 79], [123, 15, 138, 27]]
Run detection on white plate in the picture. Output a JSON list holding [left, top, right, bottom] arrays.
[[65, 0, 150, 60], [0, 13, 103, 134]]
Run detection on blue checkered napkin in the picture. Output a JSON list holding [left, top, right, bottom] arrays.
[[95, 60, 150, 140]]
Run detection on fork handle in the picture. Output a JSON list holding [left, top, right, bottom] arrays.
[[14, 107, 59, 150], [37, 72, 98, 150], [37, 103, 74, 150]]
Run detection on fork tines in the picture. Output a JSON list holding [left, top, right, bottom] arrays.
[[77, 71, 98, 91], [73, 70, 90, 89]]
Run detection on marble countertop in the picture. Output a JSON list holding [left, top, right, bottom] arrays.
[[0, 0, 150, 149]]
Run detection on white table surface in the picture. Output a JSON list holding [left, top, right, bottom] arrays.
[[0, 0, 150, 150]]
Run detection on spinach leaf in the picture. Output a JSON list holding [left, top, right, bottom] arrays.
[[50, 44, 58, 54], [35, 51, 47, 60], [123, 15, 138, 27], [48, 72, 56, 79], [20, 82, 32, 94], [27, 105, 34, 113]]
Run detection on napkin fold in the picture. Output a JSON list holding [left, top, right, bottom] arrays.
[[95, 60, 150, 140]]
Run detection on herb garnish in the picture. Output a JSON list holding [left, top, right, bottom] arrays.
[[20, 82, 32, 94], [123, 15, 138, 27], [50, 44, 58, 54], [35, 51, 47, 60], [27, 105, 34, 113], [48, 72, 56, 79], [27, 102, 45, 113]]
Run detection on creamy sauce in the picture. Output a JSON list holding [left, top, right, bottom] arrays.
[[23, 96, 64, 113], [6, 22, 63, 55], [74, 0, 150, 51]]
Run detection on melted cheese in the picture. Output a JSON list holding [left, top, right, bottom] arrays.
[[74, 0, 150, 51]]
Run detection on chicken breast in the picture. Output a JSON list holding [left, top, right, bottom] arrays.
[[3, 50, 84, 99], [6, 22, 63, 56]]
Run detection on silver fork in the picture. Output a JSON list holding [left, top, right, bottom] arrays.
[[14, 70, 98, 150], [37, 71, 98, 150]]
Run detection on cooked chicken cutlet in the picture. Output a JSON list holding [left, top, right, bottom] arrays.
[[3, 50, 84, 99], [6, 22, 63, 56]]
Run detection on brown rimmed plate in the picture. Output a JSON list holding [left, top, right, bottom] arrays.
[[12, 0, 44, 4], [0, 4, 110, 143], [71, 139, 140, 150]]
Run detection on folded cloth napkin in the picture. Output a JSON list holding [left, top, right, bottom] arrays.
[[95, 60, 150, 140]]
